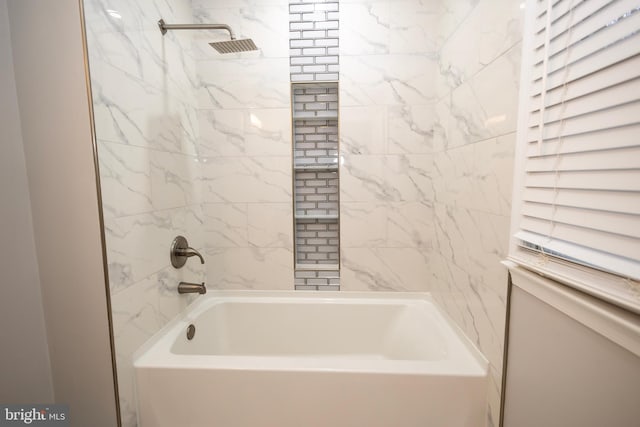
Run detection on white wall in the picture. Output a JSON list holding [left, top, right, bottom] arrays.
[[0, 0, 53, 403], [7, 0, 118, 424]]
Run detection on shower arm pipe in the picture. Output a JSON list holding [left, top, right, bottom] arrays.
[[158, 19, 236, 40]]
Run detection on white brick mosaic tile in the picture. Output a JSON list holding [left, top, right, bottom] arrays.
[[289, 0, 339, 81], [290, 0, 340, 288], [291, 83, 340, 289]]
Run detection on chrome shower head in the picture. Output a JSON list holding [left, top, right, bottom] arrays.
[[158, 19, 259, 54], [209, 38, 258, 53]]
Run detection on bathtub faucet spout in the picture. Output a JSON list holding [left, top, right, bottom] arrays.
[[178, 282, 207, 295]]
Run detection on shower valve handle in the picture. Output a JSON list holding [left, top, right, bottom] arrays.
[[171, 236, 205, 268], [175, 247, 205, 264]]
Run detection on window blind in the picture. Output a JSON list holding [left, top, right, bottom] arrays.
[[512, 0, 640, 294]]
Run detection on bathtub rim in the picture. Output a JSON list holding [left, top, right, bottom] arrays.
[[133, 290, 488, 377]]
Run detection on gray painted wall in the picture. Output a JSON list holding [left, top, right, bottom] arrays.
[[0, 0, 53, 404], [7, 0, 118, 424], [503, 268, 640, 427]]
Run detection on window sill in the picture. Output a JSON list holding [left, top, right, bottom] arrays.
[[505, 250, 640, 315]]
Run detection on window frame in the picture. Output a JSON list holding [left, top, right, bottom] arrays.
[[507, 0, 640, 315]]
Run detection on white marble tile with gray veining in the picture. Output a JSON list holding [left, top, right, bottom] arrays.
[[432, 0, 478, 48], [110, 275, 165, 427], [340, 156, 391, 202], [340, 105, 388, 155], [387, 104, 435, 154], [430, 263, 506, 427], [85, 27, 148, 81], [432, 94, 453, 152], [243, 109, 291, 155], [110, 265, 197, 427], [341, 201, 433, 249], [83, 0, 196, 37], [105, 207, 188, 293], [85, 2, 207, 427], [203, 203, 249, 248], [340, 2, 390, 55], [432, 204, 510, 293], [97, 140, 201, 218], [435, 0, 523, 97], [429, 6, 524, 424], [471, 134, 516, 216], [466, 42, 521, 135], [150, 150, 201, 210], [430, 201, 512, 427], [192, 5, 288, 59], [205, 247, 294, 289], [91, 69, 199, 155], [139, 28, 199, 97], [97, 140, 154, 218], [197, 58, 289, 109], [432, 142, 475, 207], [388, 0, 440, 54], [184, 204, 206, 251], [447, 45, 520, 147], [443, 82, 489, 149], [198, 109, 246, 157], [385, 201, 434, 248], [341, 247, 431, 291], [340, 202, 388, 247], [341, 154, 433, 202], [86, 24, 198, 104], [431, 128, 515, 216], [199, 108, 290, 157], [429, 252, 505, 427], [201, 156, 291, 203], [83, 0, 147, 34], [341, 54, 438, 107], [247, 203, 293, 249], [432, 43, 520, 151]]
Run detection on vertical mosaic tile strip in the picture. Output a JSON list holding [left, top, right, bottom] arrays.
[[291, 83, 340, 290], [289, 0, 339, 82], [290, 0, 340, 290]]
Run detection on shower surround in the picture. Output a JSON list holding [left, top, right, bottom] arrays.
[[83, 0, 204, 424], [340, 0, 522, 424], [193, 0, 295, 290], [430, 2, 523, 424], [339, 0, 438, 291], [84, 0, 522, 425]]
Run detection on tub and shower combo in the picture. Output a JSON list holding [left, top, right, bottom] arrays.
[[132, 18, 487, 427], [134, 291, 488, 426]]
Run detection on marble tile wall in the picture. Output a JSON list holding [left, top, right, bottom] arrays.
[[84, 1, 204, 425], [193, 0, 294, 290], [339, 0, 439, 291], [341, 0, 524, 423], [430, 1, 524, 425]]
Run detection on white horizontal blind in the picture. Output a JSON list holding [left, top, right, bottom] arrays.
[[515, 0, 640, 284]]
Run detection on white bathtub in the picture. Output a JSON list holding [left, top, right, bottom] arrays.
[[134, 291, 488, 427]]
